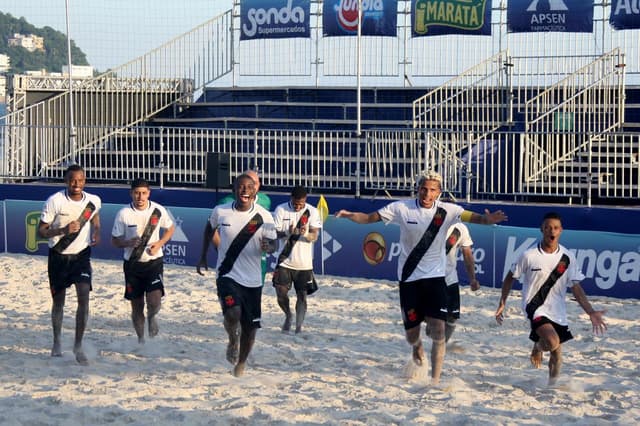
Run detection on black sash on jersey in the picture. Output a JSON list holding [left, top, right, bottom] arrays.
[[401, 207, 447, 282], [218, 213, 264, 278], [52, 201, 96, 254], [128, 207, 162, 262], [525, 253, 571, 320], [445, 227, 461, 255], [276, 209, 310, 267]]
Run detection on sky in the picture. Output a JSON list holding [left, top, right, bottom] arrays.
[[0, 0, 231, 72]]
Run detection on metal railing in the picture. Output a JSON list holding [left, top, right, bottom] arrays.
[[522, 49, 626, 194], [3, 124, 637, 205], [2, 9, 233, 178]]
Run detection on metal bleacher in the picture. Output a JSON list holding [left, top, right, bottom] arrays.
[[1, 3, 639, 206]]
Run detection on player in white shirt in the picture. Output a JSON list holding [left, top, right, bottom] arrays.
[[337, 170, 507, 385], [112, 178, 175, 344], [207, 174, 277, 377], [272, 185, 322, 334], [38, 164, 102, 366], [495, 212, 607, 386], [442, 222, 480, 343]]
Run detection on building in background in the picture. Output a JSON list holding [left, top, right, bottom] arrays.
[[7, 33, 45, 53]]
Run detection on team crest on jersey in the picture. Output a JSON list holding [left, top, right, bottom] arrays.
[[433, 213, 444, 226], [300, 215, 308, 225], [447, 234, 458, 245], [150, 214, 159, 226], [82, 207, 92, 220], [557, 261, 567, 274], [247, 220, 259, 233]]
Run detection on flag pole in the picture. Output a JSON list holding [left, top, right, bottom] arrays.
[[356, 0, 362, 137], [64, 0, 77, 164]]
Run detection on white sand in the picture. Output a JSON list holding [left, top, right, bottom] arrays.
[[0, 253, 638, 425]]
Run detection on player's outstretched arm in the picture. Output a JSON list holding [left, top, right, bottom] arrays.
[[465, 209, 508, 225], [335, 210, 381, 224]]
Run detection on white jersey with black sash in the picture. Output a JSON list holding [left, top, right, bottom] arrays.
[[378, 199, 464, 283], [444, 222, 473, 286], [273, 201, 322, 271], [511, 244, 584, 326], [111, 201, 174, 262], [209, 202, 276, 288], [40, 190, 102, 255]]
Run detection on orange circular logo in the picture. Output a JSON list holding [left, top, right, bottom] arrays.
[[362, 232, 386, 265]]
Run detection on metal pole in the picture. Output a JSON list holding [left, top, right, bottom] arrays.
[[356, 0, 362, 137], [65, 0, 76, 164]]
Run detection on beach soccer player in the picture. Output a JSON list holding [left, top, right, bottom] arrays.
[[336, 170, 507, 385]]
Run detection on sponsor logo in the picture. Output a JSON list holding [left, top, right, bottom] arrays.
[[332, 0, 385, 33], [362, 232, 386, 265], [613, 0, 640, 16], [414, 0, 489, 34], [321, 230, 343, 261], [242, 0, 307, 38], [25, 211, 48, 252], [503, 236, 640, 291], [164, 213, 188, 265]]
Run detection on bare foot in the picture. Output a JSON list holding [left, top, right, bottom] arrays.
[[233, 362, 246, 377], [530, 347, 543, 369], [73, 348, 89, 366], [51, 342, 62, 357], [412, 342, 425, 366], [148, 316, 159, 338], [281, 315, 292, 332]]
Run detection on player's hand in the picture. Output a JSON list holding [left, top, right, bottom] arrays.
[[90, 231, 101, 246], [147, 242, 161, 256], [196, 257, 208, 276], [589, 309, 607, 336], [470, 278, 480, 291], [335, 209, 351, 218], [67, 220, 81, 233], [484, 209, 508, 224]]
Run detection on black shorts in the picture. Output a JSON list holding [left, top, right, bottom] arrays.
[[272, 267, 318, 295], [529, 316, 574, 344], [399, 277, 448, 330], [123, 257, 165, 300], [216, 277, 262, 330], [47, 247, 93, 297], [446, 283, 460, 322]]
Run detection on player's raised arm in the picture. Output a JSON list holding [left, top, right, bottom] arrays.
[[335, 210, 381, 224]]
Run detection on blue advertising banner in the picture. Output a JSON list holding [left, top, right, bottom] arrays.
[[412, 0, 492, 37], [3, 200, 639, 299], [609, 0, 640, 30], [240, 0, 311, 40], [323, 0, 398, 37], [507, 0, 594, 33], [5, 200, 213, 268]]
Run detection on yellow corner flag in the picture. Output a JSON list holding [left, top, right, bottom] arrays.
[[317, 195, 329, 223]]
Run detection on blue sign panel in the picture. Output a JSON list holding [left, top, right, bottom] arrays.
[[240, 0, 311, 40], [3, 199, 639, 299], [323, 0, 398, 37], [609, 0, 640, 30], [412, 0, 492, 37], [507, 0, 594, 33]]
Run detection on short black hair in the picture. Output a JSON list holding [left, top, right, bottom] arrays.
[[291, 185, 307, 199], [543, 212, 562, 222], [130, 178, 151, 190], [64, 164, 84, 180]]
